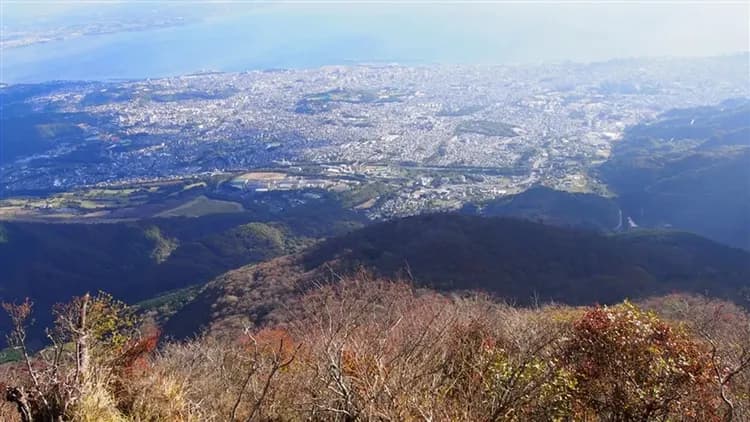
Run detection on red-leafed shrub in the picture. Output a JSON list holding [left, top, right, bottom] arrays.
[[563, 301, 722, 420]]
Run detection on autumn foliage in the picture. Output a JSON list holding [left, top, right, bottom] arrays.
[[563, 303, 721, 420], [2, 276, 749, 421]]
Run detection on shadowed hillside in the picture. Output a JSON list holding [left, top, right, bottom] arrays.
[[461, 186, 621, 231], [599, 98, 750, 249], [0, 202, 365, 347], [164, 214, 750, 338]]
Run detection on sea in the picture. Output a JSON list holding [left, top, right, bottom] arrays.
[[1, 4, 743, 84]]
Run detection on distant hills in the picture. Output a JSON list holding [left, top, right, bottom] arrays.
[[164, 214, 750, 338], [599, 98, 750, 250]]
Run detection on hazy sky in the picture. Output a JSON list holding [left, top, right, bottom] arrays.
[[2, 2, 748, 60], [1, 2, 748, 82]]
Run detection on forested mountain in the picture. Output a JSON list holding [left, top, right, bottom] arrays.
[[0, 203, 364, 347], [462, 186, 621, 231], [164, 214, 750, 338], [599, 98, 750, 249]]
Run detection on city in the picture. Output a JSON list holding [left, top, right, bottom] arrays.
[[1, 54, 748, 219]]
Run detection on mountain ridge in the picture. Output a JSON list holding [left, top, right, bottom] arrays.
[[164, 213, 750, 339]]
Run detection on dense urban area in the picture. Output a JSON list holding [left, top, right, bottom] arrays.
[[2, 54, 748, 218]]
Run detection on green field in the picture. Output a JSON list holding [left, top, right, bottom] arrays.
[[156, 195, 244, 218]]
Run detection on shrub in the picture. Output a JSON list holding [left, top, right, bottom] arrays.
[[2, 292, 149, 421], [562, 301, 722, 420], [641, 294, 750, 420], [3, 278, 746, 421]]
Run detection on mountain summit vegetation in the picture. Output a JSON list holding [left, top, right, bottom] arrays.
[[1, 276, 749, 421]]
